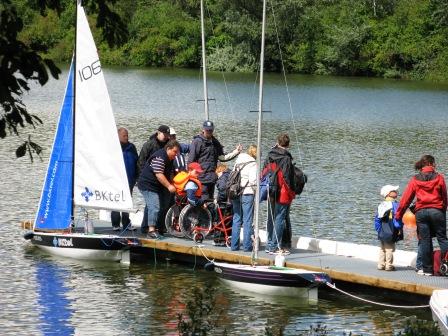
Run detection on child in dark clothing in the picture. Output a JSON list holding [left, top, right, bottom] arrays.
[[213, 164, 232, 245]]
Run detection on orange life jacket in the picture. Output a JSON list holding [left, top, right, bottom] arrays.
[[173, 171, 202, 197]]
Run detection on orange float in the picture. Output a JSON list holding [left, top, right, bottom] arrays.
[[402, 209, 416, 228]]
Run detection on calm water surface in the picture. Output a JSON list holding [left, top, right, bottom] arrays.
[[1, 67, 446, 334]]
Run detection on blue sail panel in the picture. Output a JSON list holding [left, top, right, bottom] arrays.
[[34, 63, 74, 230]]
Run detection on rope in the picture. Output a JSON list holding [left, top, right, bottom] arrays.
[[269, 2, 317, 238], [325, 282, 430, 309]]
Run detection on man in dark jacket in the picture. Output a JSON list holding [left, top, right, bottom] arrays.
[[188, 120, 241, 200], [138, 140, 180, 239], [262, 133, 296, 255], [137, 125, 170, 233], [111, 127, 138, 231]]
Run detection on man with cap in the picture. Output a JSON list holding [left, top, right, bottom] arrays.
[[137, 125, 170, 233], [188, 120, 242, 200]]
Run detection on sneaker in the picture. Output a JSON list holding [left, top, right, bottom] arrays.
[[112, 226, 121, 231], [417, 270, 432, 276], [147, 231, 162, 240], [377, 265, 385, 270], [275, 249, 290, 256], [385, 266, 395, 271], [124, 225, 137, 231]]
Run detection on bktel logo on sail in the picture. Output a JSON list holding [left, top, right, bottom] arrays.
[[81, 186, 126, 203]]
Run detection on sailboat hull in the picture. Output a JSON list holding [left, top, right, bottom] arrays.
[[430, 289, 448, 336], [212, 262, 330, 300], [30, 232, 131, 262]]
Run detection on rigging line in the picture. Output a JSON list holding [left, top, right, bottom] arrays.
[[204, 1, 239, 131], [269, 1, 317, 238], [196, 244, 214, 263], [325, 282, 430, 309]]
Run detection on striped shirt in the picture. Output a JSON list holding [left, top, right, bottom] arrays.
[[150, 156, 165, 174]]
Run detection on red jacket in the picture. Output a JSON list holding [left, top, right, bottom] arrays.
[[395, 166, 447, 220]]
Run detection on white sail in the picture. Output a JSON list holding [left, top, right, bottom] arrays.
[[74, 3, 133, 212]]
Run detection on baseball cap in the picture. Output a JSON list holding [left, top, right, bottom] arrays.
[[157, 125, 170, 134], [380, 185, 399, 198], [169, 127, 176, 135], [188, 162, 204, 173], [202, 120, 214, 131]]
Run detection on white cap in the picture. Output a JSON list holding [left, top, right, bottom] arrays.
[[169, 127, 176, 135], [380, 185, 399, 198]]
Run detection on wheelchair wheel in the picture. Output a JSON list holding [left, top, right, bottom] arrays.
[[179, 204, 213, 239], [165, 205, 184, 238]]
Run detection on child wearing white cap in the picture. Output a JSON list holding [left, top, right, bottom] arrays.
[[374, 185, 404, 271]]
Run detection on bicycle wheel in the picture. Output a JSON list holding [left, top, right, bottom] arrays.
[[179, 204, 213, 239], [165, 205, 184, 238]]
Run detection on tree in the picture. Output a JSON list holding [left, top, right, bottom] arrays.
[[0, 0, 128, 160]]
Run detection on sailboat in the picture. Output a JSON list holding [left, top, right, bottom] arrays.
[[23, 1, 136, 262], [430, 289, 448, 336], [205, 0, 331, 300]]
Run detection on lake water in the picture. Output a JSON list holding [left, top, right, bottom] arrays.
[[2, 67, 447, 334]]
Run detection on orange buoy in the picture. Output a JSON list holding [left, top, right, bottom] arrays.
[[402, 209, 416, 228]]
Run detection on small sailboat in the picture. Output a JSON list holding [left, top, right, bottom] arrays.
[[430, 289, 448, 335], [205, 0, 330, 300], [23, 1, 136, 262]]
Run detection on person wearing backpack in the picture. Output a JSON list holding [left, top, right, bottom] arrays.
[[229, 145, 257, 251], [374, 185, 403, 271], [261, 134, 297, 255], [395, 155, 448, 276]]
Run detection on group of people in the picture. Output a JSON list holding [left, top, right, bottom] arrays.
[[113, 121, 299, 255], [374, 154, 448, 276]]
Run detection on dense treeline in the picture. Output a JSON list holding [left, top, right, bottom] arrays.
[[14, 0, 448, 80]]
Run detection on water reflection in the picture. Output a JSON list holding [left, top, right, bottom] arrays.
[[35, 258, 74, 335]]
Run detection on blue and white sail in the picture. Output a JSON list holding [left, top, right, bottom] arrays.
[[73, 3, 133, 212], [34, 63, 74, 230]]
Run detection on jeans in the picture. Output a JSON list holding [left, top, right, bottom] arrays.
[[231, 194, 255, 251], [266, 199, 289, 251], [416, 208, 448, 273], [139, 189, 162, 232]]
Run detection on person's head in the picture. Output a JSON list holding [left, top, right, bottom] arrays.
[[117, 127, 128, 144], [157, 125, 170, 142], [277, 133, 290, 148], [169, 127, 177, 140], [188, 162, 203, 178], [380, 185, 399, 199], [414, 154, 435, 171], [216, 164, 227, 177], [165, 140, 180, 160], [202, 120, 214, 139], [247, 145, 257, 159]]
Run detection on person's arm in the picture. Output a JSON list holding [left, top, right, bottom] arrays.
[[137, 142, 150, 173], [395, 179, 416, 220], [151, 156, 175, 193], [374, 213, 381, 233], [187, 139, 200, 165], [440, 175, 447, 211]]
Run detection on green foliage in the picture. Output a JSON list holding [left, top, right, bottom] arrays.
[[394, 317, 443, 336]]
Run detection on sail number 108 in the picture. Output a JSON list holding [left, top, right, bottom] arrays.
[[78, 60, 101, 82]]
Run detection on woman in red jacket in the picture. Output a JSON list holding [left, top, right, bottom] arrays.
[[395, 155, 448, 275]]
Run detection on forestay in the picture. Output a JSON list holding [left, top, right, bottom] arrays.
[[74, 3, 133, 212]]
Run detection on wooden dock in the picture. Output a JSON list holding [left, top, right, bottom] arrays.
[[134, 233, 448, 297]]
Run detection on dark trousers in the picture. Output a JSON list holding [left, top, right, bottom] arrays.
[[111, 187, 133, 228], [416, 208, 448, 273], [201, 183, 215, 201]]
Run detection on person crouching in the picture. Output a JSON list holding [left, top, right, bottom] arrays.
[[173, 162, 204, 206], [374, 185, 403, 271]]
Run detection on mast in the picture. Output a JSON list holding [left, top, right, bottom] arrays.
[[200, 0, 209, 120], [253, 0, 267, 260], [71, 0, 79, 222]]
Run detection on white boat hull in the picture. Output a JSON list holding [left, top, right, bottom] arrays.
[[430, 289, 448, 336]]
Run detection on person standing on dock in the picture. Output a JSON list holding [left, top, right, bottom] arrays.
[[138, 140, 180, 239], [137, 125, 171, 234], [395, 155, 448, 276], [262, 133, 296, 255], [374, 185, 403, 271], [188, 120, 242, 200], [111, 127, 138, 231]]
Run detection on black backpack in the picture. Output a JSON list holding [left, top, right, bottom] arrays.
[[226, 162, 251, 200], [292, 165, 307, 195]]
